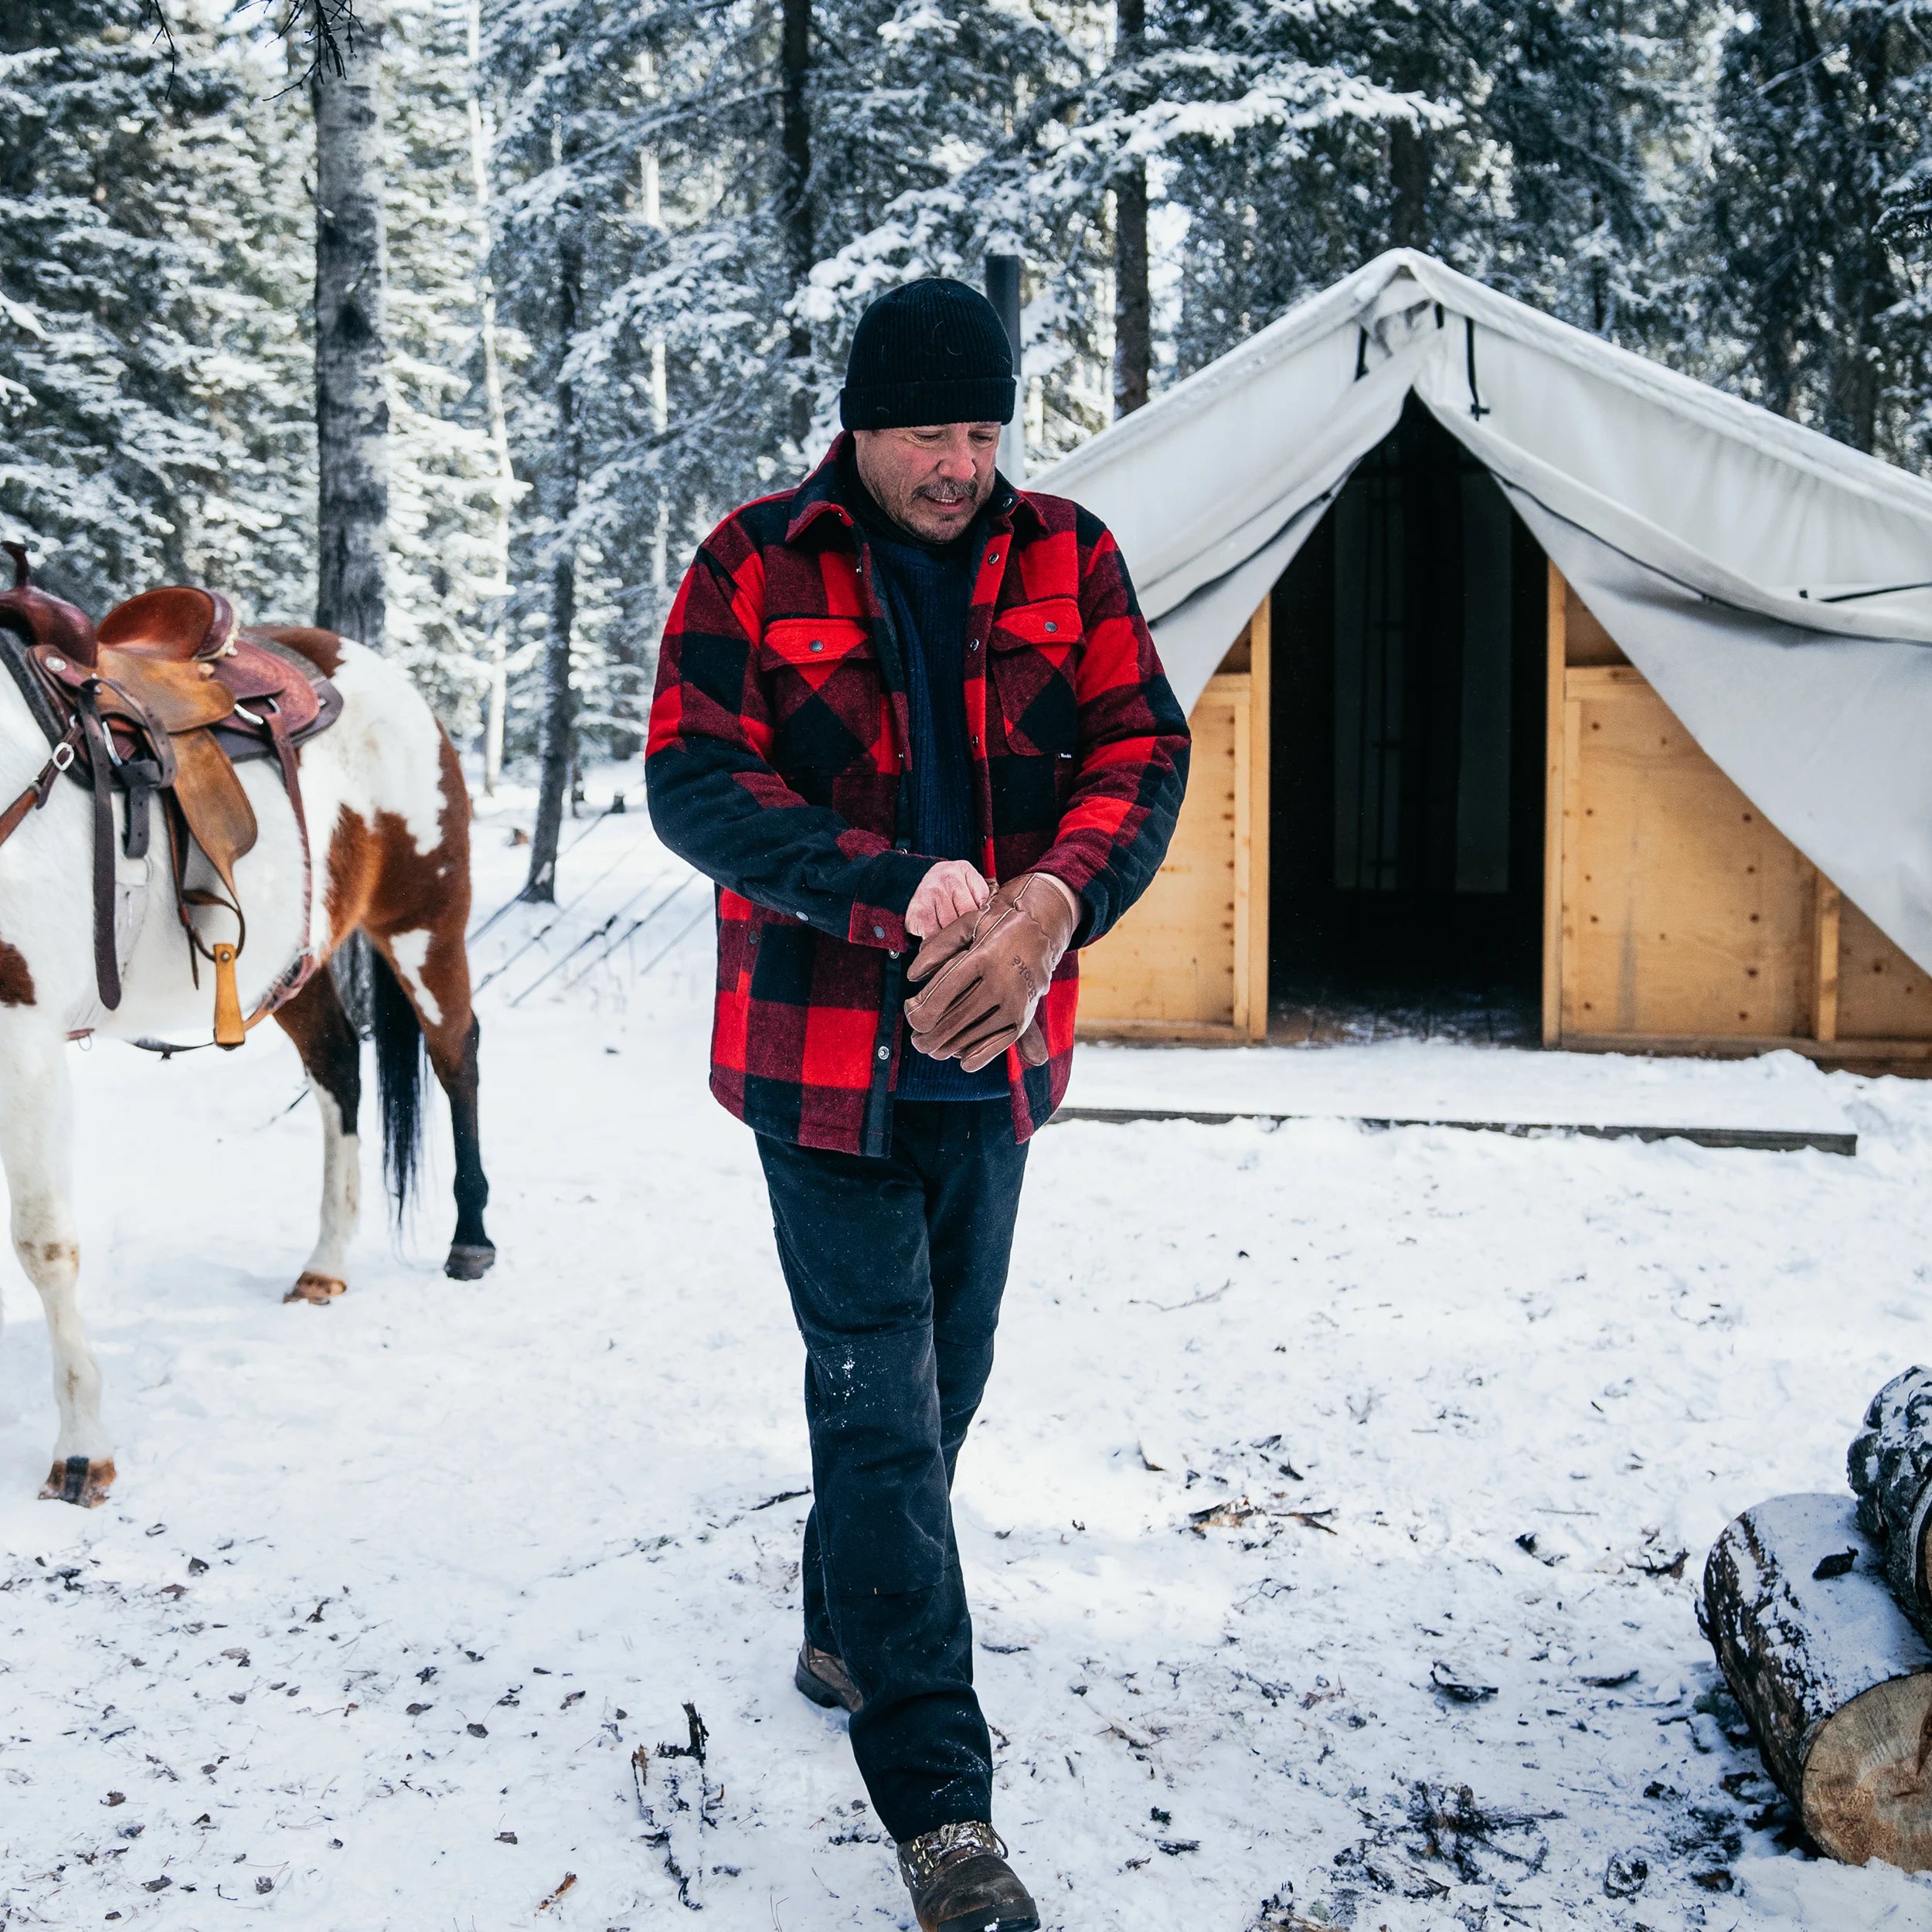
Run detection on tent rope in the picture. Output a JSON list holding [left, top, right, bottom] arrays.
[[1801, 580, 1932, 604], [1464, 318, 1492, 420]]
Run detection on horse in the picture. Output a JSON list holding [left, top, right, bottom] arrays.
[[0, 580, 494, 1509]]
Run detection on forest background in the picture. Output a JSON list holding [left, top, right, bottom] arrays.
[[6, 0, 1932, 849]]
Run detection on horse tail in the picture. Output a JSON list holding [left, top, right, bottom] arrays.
[[370, 947, 427, 1220]]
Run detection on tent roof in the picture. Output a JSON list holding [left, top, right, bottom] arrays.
[[1034, 250, 1932, 979]]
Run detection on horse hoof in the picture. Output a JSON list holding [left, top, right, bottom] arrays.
[[40, 1455, 115, 1508], [285, 1271, 347, 1305], [444, 1243, 496, 1281]]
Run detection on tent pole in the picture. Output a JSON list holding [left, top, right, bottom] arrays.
[[1246, 590, 1271, 1040], [1543, 562, 1568, 1047], [1814, 873, 1842, 1043]]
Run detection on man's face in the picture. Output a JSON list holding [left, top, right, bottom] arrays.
[[852, 423, 1002, 543]]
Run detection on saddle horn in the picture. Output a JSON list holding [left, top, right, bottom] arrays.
[[0, 543, 98, 671]]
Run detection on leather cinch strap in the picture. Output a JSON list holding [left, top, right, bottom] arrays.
[[73, 686, 122, 1011]]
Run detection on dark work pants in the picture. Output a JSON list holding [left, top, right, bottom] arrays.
[[756, 1098, 1029, 1845]]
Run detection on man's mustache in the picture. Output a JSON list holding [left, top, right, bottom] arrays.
[[916, 481, 978, 504]]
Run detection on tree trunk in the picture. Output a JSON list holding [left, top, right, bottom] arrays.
[[1389, 120, 1430, 253], [468, 0, 514, 795], [1849, 1366, 1932, 1634], [1111, 0, 1149, 418], [313, 11, 389, 648], [1701, 1492, 1932, 1869], [522, 212, 582, 903], [1831, 18, 1889, 454], [781, 0, 813, 444]]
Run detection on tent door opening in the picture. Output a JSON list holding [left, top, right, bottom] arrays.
[[1269, 398, 1547, 1041]]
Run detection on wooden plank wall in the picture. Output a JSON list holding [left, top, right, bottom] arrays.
[[1544, 563, 1932, 1067], [1077, 595, 1271, 1039]]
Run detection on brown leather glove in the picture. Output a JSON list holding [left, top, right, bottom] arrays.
[[903, 872, 1080, 1073]]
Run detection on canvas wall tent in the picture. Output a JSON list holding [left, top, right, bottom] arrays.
[[1038, 250, 1932, 1068]]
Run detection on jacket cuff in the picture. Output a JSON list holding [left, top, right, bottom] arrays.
[[847, 849, 934, 951], [1032, 852, 1103, 948]]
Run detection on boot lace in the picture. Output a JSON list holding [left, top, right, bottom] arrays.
[[900, 1819, 1007, 1889]]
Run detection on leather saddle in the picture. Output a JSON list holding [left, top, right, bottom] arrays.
[[0, 545, 343, 1044]]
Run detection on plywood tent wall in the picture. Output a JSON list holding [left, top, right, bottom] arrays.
[[1543, 567, 1932, 1070], [1077, 597, 1270, 1040]]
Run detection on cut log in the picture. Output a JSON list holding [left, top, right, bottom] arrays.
[[1848, 1366, 1932, 1634], [1700, 1492, 1932, 1869]]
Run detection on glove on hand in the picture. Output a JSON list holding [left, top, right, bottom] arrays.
[[903, 872, 1080, 1073]]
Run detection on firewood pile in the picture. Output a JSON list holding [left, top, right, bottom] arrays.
[[1699, 1367, 1932, 1869]]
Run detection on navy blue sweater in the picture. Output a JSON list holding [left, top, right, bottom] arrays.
[[849, 472, 1008, 1102]]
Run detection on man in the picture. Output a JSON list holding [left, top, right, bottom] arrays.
[[645, 278, 1189, 1931]]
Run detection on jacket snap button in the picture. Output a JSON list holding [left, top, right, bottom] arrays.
[[876, 1045, 889, 1061], [1044, 621, 1058, 633], [810, 639, 825, 652], [872, 925, 885, 939], [48, 657, 65, 672]]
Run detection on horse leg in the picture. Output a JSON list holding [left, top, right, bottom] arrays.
[[434, 1012, 492, 1281], [372, 922, 494, 1281], [271, 970, 362, 1306], [0, 1018, 113, 1504]]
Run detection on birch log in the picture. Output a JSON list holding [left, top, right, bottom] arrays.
[[1701, 1492, 1932, 1869], [1849, 1366, 1932, 1636], [313, 9, 389, 651]]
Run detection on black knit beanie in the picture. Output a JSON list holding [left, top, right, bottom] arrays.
[[838, 278, 1016, 430]]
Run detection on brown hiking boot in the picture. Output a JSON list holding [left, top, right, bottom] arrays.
[[896, 1821, 1039, 1932], [794, 1643, 863, 1713]]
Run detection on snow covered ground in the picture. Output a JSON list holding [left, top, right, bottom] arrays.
[[4, 774, 1932, 1930]]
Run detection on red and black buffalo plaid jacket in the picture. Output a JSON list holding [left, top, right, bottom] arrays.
[[645, 435, 1190, 1156]]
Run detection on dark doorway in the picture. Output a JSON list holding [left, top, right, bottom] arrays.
[[1269, 396, 1548, 1043]]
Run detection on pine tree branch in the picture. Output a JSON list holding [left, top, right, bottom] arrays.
[[290, 0, 367, 85], [140, 0, 179, 80], [139, 0, 366, 85]]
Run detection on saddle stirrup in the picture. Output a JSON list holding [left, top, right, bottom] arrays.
[[211, 943, 245, 1048]]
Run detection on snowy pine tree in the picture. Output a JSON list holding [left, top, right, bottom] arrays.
[[0, 0, 314, 613], [383, 0, 504, 733], [1692, 0, 1932, 461]]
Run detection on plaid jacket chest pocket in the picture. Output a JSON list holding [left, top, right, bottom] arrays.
[[987, 597, 1081, 758], [759, 616, 886, 785]]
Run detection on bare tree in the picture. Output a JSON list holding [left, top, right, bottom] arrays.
[[313, 4, 389, 648], [781, 0, 814, 444], [1112, 0, 1150, 417], [468, 0, 515, 794], [522, 157, 583, 903]]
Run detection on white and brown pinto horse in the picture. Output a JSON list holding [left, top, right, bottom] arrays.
[[0, 590, 493, 1508]]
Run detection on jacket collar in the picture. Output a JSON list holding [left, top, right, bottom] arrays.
[[784, 431, 1043, 547]]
